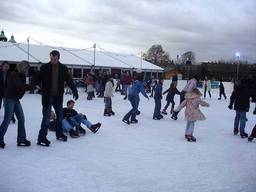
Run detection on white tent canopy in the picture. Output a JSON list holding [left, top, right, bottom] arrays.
[[0, 42, 163, 71]]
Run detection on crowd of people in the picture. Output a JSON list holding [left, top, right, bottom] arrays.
[[0, 50, 255, 149]]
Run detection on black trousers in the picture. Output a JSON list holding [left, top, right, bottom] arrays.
[[219, 90, 226, 99], [163, 100, 175, 112], [250, 124, 256, 138], [204, 86, 211, 98]]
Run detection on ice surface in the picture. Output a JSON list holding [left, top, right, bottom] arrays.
[[0, 80, 255, 192]]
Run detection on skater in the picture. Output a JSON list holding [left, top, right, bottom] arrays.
[[175, 88, 209, 142], [248, 124, 256, 142], [37, 50, 79, 146], [65, 69, 73, 95], [0, 61, 37, 148], [203, 77, 212, 99], [153, 78, 164, 120], [149, 79, 157, 97], [248, 76, 256, 141], [0, 61, 16, 123], [172, 72, 178, 86], [120, 71, 126, 95], [123, 71, 132, 100], [114, 73, 121, 92], [228, 79, 254, 138], [171, 75, 199, 120], [161, 82, 180, 115], [218, 80, 226, 100], [85, 73, 95, 100], [0, 61, 10, 108], [62, 100, 101, 138], [122, 72, 149, 124], [104, 75, 114, 116]]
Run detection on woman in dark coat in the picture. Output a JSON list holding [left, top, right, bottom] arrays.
[[0, 61, 36, 148]]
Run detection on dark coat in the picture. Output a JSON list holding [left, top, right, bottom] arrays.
[[172, 75, 178, 82], [163, 87, 180, 101], [5, 71, 35, 101], [63, 107, 78, 119], [38, 62, 78, 106], [230, 83, 253, 112], [219, 82, 225, 92], [154, 83, 163, 100], [0, 70, 11, 98]]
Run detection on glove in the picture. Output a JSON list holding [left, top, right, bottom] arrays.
[[73, 92, 79, 100], [228, 104, 232, 110]]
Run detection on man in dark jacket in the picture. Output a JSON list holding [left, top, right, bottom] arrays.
[[228, 79, 254, 138], [0, 61, 10, 108], [0, 61, 36, 148], [0, 61, 16, 123], [37, 50, 79, 146]]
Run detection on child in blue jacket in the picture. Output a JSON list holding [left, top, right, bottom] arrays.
[[153, 78, 164, 120], [122, 72, 149, 124]]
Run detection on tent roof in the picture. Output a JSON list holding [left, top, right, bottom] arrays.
[[0, 42, 163, 71]]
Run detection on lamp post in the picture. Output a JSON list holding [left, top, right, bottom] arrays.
[[235, 52, 240, 80], [27, 36, 30, 63]]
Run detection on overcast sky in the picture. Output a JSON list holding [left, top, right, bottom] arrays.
[[0, 0, 255, 62]]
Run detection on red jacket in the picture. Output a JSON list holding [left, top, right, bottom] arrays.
[[124, 75, 132, 85]]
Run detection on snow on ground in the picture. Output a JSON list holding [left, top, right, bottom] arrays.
[[0, 80, 255, 192]]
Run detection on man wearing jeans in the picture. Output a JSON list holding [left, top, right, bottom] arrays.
[[228, 79, 253, 138], [37, 50, 78, 146]]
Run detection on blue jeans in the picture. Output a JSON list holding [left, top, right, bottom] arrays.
[[0, 99, 26, 142], [104, 97, 112, 111], [186, 121, 195, 135], [153, 99, 161, 118], [62, 114, 92, 131], [39, 96, 64, 138], [124, 84, 129, 97], [123, 94, 138, 121], [234, 110, 246, 133]]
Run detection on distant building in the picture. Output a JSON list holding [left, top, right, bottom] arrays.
[[0, 30, 7, 42], [0, 41, 163, 79]]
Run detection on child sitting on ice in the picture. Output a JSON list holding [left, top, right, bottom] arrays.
[[174, 88, 209, 142], [62, 100, 101, 138]]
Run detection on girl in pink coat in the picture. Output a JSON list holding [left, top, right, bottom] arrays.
[[175, 88, 209, 142]]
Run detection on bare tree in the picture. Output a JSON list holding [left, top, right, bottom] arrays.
[[180, 51, 196, 65]]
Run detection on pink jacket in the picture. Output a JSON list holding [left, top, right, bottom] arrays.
[[176, 92, 209, 121]]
